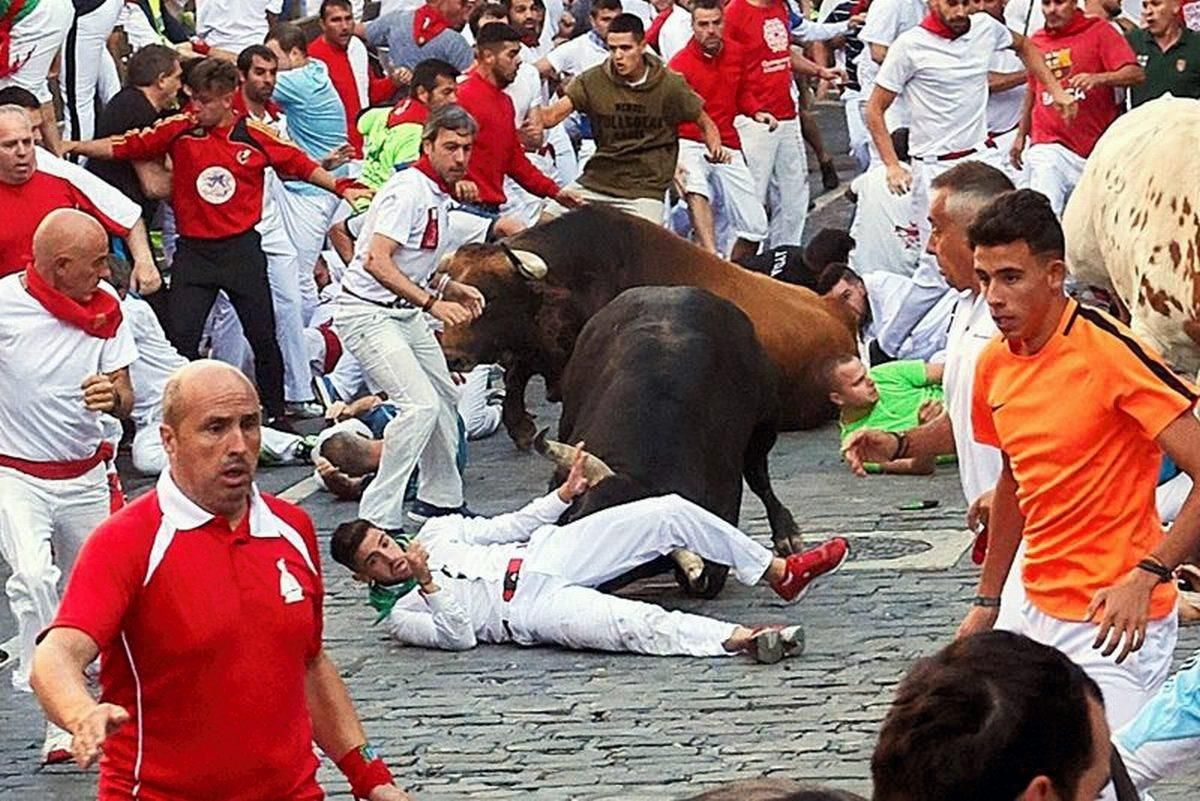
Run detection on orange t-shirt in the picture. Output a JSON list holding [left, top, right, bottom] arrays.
[[972, 300, 1197, 621]]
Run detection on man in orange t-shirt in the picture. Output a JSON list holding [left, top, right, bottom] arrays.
[[958, 189, 1200, 734]]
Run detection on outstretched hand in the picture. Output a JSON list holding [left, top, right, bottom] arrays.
[[70, 703, 131, 768], [557, 441, 591, 502]]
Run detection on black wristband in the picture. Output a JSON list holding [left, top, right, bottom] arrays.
[[421, 294, 436, 313], [891, 431, 910, 461], [1136, 558, 1173, 583], [972, 596, 1002, 608]]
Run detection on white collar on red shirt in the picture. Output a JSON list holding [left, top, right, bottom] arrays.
[[146, 470, 316, 586]]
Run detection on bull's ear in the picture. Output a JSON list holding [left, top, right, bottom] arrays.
[[437, 250, 458, 273], [511, 249, 549, 280]]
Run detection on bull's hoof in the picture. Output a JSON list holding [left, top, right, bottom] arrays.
[[674, 563, 729, 599], [773, 533, 806, 557]]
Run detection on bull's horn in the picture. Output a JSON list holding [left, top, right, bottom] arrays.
[[508, 247, 549, 280], [533, 428, 614, 483]]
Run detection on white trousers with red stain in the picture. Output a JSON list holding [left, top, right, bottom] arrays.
[[507, 495, 775, 656], [0, 0, 73, 104], [0, 464, 107, 692]]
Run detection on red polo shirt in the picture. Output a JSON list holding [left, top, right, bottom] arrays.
[[111, 112, 320, 239], [0, 152, 136, 276], [309, 35, 395, 157], [455, 69, 560, 206], [46, 473, 326, 801], [723, 0, 797, 120], [670, 38, 745, 149], [1028, 15, 1137, 157]]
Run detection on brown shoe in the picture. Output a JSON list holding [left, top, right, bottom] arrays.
[[820, 159, 839, 190]]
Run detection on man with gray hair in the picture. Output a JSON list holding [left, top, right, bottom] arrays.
[[0, 208, 136, 763], [335, 104, 487, 531]]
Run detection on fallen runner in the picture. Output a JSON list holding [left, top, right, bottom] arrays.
[[330, 445, 849, 664]]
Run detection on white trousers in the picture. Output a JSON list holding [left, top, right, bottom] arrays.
[[334, 301, 463, 528], [0, 464, 108, 691], [279, 187, 340, 324], [60, 0, 124, 141], [0, 0, 73, 104], [677, 139, 769, 244], [1026, 142, 1087, 218], [844, 91, 870, 171], [1015, 600, 1177, 731], [734, 115, 809, 248], [456, 364, 501, 441], [988, 127, 1029, 189], [1116, 647, 1200, 794], [509, 495, 774, 656], [115, 0, 162, 50]]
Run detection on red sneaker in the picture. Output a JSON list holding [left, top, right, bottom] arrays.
[[771, 537, 850, 603]]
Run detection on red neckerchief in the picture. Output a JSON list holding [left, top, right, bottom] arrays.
[[413, 4, 452, 46], [1044, 11, 1100, 38], [646, 5, 672, 49], [919, 11, 967, 39], [413, 154, 456, 195], [387, 97, 430, 127], [24, 266, 122, 338]]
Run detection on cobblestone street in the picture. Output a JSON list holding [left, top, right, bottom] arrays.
[[2, 103, 1197, 800]]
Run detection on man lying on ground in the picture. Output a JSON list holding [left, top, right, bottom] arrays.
[[330, 445, 850, 663], [824, 354, 948, 475]]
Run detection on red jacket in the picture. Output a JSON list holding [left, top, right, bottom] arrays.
[[455, 70, 559, 206]]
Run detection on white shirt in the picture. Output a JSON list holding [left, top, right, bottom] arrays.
[[506, 61, 543, 124], [385, 491, 571, 649], [545, 30, 608, 77], [942, 290, 1002, 505], [340, 168, 454, 304], [861, 271, 953, 361], [657, 4, 693, 62], [875, 14, 1014, 159], [848, 165, 922, 277], [1004, 0, 1044, 36], [857, 0, 927, 95], [121, 295, 187, 428], [0, 276, 138, 462], [987, 47, 1026, 135], [196, 0, 284, 53], [622, 0, 656, 28], [34, 147, 141, 232]]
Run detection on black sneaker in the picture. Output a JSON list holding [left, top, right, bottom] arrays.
[[820, 159, 840, 190], [408, 500, 477, 525]]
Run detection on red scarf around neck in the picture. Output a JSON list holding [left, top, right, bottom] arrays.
[[387, 98, 430, 128], [919, 11, 967, 39], [413, 4, 452, 46], [413, 155, 457, 196], [24, 265, 122, 338], [1045, 10, 1100, 38]]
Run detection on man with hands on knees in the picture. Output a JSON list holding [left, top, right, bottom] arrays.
[[952, 190, 1200, 744], [336, 103, 486, 533], [31, 360, 411, 800]]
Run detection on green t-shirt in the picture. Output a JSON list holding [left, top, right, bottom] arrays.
[[839, 360, 944, 441], [358, 107, 422, 191], [1126, 27, 1200, 107], [566, 54, 703, 200]]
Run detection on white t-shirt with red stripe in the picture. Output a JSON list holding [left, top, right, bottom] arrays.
[[47, 472, 325, 801], [0, 276, 138, 463]]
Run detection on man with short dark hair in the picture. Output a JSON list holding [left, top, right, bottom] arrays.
[[1126, 0, 1200, 106], [66, 57, 371, 426], [960, 189, 1200, 737], [872, 631, 1114, 801], [88, 43, 180, 223], [456, 22, 581, 227], [309, 0, 404, 157], [541, 12, 724, 222]]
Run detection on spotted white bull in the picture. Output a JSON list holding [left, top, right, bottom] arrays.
[[1063, 96, 1200, 378]]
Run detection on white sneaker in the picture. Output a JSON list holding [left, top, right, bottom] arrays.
[[41, 721, 73, 766], [284, 401, 325, 419]]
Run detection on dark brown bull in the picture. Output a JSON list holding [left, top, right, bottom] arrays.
[[438, 206, 858, 449]]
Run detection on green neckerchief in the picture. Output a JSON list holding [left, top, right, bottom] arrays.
[[366, 533, 417, 624]]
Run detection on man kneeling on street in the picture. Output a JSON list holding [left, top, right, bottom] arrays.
[[331, 446, 850, 663]]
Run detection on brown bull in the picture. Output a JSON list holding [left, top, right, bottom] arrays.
[[438, 206, 858, 448]]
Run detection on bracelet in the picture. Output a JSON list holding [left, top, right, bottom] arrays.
[[336, 744, 394, 800], [890, 431, 910, 461], [421, 294, 437, 313], [971, 596, 1002, 608], [1136, 558, 1173, 584]]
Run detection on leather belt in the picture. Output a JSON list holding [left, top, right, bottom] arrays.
[[341, 287, 416, 310], [936, 147, 978, 162]]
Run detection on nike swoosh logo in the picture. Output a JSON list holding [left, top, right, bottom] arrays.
[[991, 403, 1006, 412]]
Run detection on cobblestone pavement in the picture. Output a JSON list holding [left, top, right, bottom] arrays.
[[3, 104, 1198, 799]]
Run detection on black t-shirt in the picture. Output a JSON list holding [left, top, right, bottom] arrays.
[[88, 87, 163, 220]]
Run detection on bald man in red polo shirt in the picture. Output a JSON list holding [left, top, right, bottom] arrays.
[[31, 360, 410, 801]]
